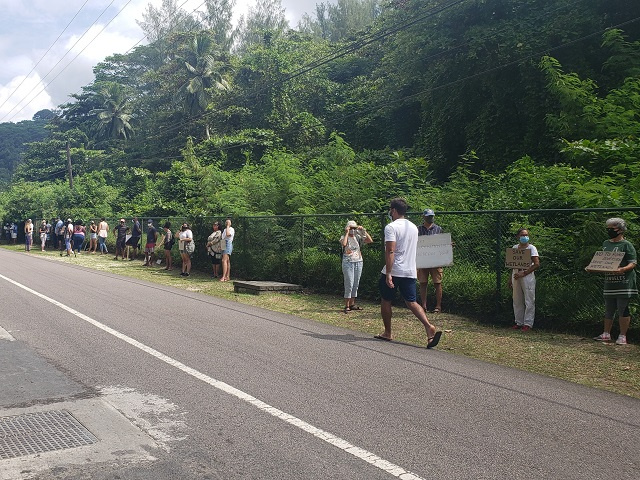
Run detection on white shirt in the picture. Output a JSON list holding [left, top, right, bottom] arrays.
[[179, 229, 193, 250], [222, 226, 235, 243], [381, 218, 418, 278]]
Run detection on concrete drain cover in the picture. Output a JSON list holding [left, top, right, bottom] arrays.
[[0, 410, 98, 460]]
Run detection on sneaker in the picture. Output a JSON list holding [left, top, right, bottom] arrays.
[[521, 326, 531, 332], [593, 333, 612, 341], [615, 335, 627, 345]]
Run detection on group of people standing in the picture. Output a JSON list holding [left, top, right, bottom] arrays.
[[11, 216, 237, 282], [339, 199, 443, 348], [340, 199, 637, 348]]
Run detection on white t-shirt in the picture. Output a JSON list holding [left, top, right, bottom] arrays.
[[381, 218, 418, 278], [179, 229, 193, 251], [222, 226, 235, 243]]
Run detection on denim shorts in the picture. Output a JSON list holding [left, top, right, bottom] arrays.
[[379, 275, 417, 303], [224, 240, 233, 255]]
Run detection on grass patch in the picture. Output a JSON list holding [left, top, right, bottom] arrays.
[[8, 245, 640, 399]]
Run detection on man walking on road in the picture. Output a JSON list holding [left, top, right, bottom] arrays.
[[418, 208, 444, 313], [376, 198, 442, 348]]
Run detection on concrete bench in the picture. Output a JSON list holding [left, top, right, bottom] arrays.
[[233, 280, 303, 295]]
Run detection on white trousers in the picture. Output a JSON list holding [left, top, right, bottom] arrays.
[[512, 273, 536, 327]]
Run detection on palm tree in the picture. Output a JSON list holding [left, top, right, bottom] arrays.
[[174, 32, 230, 139], [91, 82, 134, 141]]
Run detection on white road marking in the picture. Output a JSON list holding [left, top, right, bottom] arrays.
[[0, 325, 15, 341], [0, 273, 425, 480]]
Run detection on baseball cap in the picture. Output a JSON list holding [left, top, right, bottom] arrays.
[[422, 209, 435, 216], [346, 220, 357, 229], [147, 219, 153, 224]]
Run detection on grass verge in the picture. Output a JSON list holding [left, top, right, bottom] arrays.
[[7, 245, 640, 399]]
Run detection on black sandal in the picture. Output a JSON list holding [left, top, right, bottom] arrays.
[[343, 306, 351, 314]]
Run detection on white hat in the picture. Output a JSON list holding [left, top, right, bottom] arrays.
[[346, 220, 357, 229]]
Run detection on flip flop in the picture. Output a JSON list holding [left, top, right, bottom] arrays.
[[427, 331, 442, 349], [374, 334, 392, 341], [350, 305, 363, 311], [432, 308, 440, 313]]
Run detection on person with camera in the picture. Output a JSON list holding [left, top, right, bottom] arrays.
[[340, 220, 373, 313], [207, 221, 223, 279]]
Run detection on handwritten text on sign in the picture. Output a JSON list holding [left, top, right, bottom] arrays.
[[416, 233, 453, 269], [505, 248, 532, 269], [585, 250, 625, 272]]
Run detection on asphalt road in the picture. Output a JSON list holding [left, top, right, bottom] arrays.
[[0, 249, 639, 479]]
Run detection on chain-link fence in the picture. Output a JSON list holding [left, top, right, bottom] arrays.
[[223, 208, 640, 333], [13, 208, 640, 333]]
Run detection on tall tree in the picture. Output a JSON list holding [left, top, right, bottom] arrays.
[[137, 0, 200, 43], [90, 83, 135, 142], [235, 0, 290, 51], [174, 32, 231, 139], [199, 0, 236, 51]]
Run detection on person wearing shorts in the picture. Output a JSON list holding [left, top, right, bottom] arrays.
[[113, 218, 129, 260], [375, 198, 441, 349], [220, 218, 234, 282], [417, 208, 445, 313], [144, 220, 158, 266]]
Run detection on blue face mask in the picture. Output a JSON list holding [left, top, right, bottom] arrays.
[[519, 236, 529, 244]]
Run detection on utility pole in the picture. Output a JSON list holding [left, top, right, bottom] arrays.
[[66, 141, 73, 189]]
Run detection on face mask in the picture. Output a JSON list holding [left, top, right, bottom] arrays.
[[519, 236, 529, 244], [607, 228, 619, 239]]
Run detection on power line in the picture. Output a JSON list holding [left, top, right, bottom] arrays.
[[0, 0, 92, 113], [0, 0, 122, 122], [3, 0, 208, 124], [129, 14, 640, 166], [134, 0, 471, 145]]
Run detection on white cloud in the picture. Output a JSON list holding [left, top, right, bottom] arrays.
[[0, 73, 53, 122], [0, 0, 333, 122]]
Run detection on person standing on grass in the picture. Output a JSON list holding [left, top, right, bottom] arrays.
[[24, 219, 33, 251], [98, 218, 109, 254], [220, 218, 234, 282], [508, 228, 540, 332], [162, 222, 174, 271], [376, 198, 442, 348], [206, 221, 223, 278], [11, 222, 17, 244], [61, 219, 73, 257], [54, 217, 64, 252], [126, 217, 142, 260], [113, 218, 129, 260], [39, 220, 47, 251], [72, 221, 85, 256], [417, 208, 444, 313], [340, 220, 373, 313], [144, 220, 158, 266], [88, 220, 98, 253], [178, 222, 193, 277], [591, 218, 637, 345]]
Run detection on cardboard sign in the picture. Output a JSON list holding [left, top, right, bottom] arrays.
[[585, 251, 625, 272], [505, 248, 532, 269], [416, 233, 453, 269]]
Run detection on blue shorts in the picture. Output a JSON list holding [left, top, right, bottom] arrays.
[[224, 240, 233, 255], [379, 275, 417, 303]]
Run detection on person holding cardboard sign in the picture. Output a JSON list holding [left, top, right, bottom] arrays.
[[417, 208, 444, 313], [590, 218, 637, 345], [508, 228, 540, 331]]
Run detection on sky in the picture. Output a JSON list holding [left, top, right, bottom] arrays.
[[0, 0, 327, 123]]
